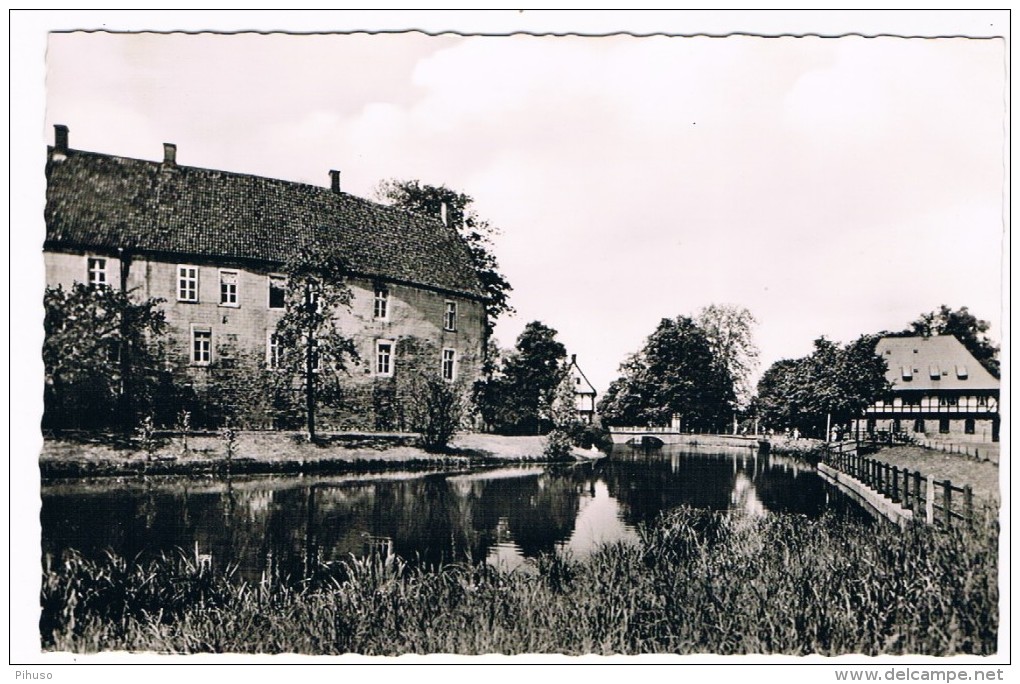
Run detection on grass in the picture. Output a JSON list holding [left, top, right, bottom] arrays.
[[39, 432, 579, 479], [870, 445, 1000, 507], [41, 506, 998, 656]]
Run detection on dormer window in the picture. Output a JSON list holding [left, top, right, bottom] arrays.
[[929, 364, 940, 380], [956, 365, 968, 379], [901, 366, 913, 381]]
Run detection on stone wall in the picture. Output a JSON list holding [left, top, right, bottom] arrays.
[[45, 249, 485, 428]]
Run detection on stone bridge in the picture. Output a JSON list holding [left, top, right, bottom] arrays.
[[608, 427, 765, 449]]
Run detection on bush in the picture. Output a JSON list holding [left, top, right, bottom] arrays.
[[405, 376, 463, 452], [543, 428, 575, 460]]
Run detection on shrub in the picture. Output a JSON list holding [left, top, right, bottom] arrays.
[[405, 376, 463, 452]]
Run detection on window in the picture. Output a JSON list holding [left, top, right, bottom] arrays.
[[374, 287, 389, 320], [913, 419, 925, 433], [977, 395, 988, 407], [444, 301, 457, 331], [901, 366, 912, 381], [956, 365, 968, 379], [219, 270, 239, 307], [268, 275, 286, 309], [892, 419, 902, 434], [442, 348, 456, 381], [87, 257, 107, 287], [192, 327, 211, 365], [266, 332, 281, 369], [376, 340, 394, 376], [965, 418, 976, 435], [939, 418, 950, 434], [178, 265, 199, 302], [929, 364, 940, 380]]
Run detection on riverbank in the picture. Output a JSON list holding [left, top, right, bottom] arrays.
[[39, 431, 595, 479], [42, 506, 998, 656], [869, 444, 1000, 508]]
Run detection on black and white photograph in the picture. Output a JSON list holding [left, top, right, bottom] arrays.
[[10, 9, 1009, 675]]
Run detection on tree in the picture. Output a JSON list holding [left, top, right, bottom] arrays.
[[903, 305, 1000, 378], [376, 180, 514, 334], [755, 336, 889, 438], [598, 316, 736, 431], [544, 369, 585, 460], [43, 282, 168, 430], [474, 322, 567, 434], [273, 243, 359, 440], [695, 304, 760, 410]]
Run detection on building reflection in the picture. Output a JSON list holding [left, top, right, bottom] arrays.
[[41, 447, 868, 584]]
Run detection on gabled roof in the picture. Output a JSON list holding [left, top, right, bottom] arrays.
[[569, 356, 597, 396], [45, 147, 486, 300], [876, 335, 999, 392]]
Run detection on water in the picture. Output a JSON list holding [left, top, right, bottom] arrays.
[[40, 445, 866, 581]]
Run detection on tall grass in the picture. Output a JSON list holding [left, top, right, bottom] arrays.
[[41, 508, 998, 655]]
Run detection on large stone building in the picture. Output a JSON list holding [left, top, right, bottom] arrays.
[[854, 334, 999, 443], [44, 125, 487, 429]]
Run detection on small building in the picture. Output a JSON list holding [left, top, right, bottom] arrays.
[[854, 335, 999, 443], [44, 125, 487, 430], [567, 354, 597, 424]]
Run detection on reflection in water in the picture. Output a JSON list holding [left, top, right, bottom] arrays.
[[41, 446, 869, 582]]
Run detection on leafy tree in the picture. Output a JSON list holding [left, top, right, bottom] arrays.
[[499, 322, 568, 434], [43, 282, 168, 430], [376, 180, 514, 334], [755, 336, 889, 438], [544, 369, 586, 460], [903, 305, 999, 378], [473, 322, 566, 434], [598, 316, 736, 431], [751, 358, 802, 433], [695, 304, 760, 410], [273, 243, 359, 440]]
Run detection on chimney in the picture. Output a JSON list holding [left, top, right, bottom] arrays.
[[53, 124, 69, 154], [163, 143, 177, 166], [329, 170, 341, 193], [440, 201, 448, 226], [571, 354, 577, 365]]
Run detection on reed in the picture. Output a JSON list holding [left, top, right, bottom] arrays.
[[41, 508, 998, 656]]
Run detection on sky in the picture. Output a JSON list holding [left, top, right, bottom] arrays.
[[26, 12, 1010, 398]]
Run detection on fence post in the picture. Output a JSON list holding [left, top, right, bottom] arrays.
[[914, 471, 922, 514], [943, 481, 953, 527], [892, 466, 899, 502], [963, 485, 974, 527], [908, 468, 914, 509], [926, 474, 935, 524]]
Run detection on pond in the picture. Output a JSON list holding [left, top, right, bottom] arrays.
[[40, 445, 868, 581]]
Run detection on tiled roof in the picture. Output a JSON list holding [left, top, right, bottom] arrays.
[[876, 335, 999, 392], [45, 148, 486, 300]]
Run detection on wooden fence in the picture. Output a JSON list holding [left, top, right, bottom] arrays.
[[822, 450, 980, 528]]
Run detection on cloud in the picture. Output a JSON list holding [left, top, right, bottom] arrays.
[[43, 32, 1005, 394]]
